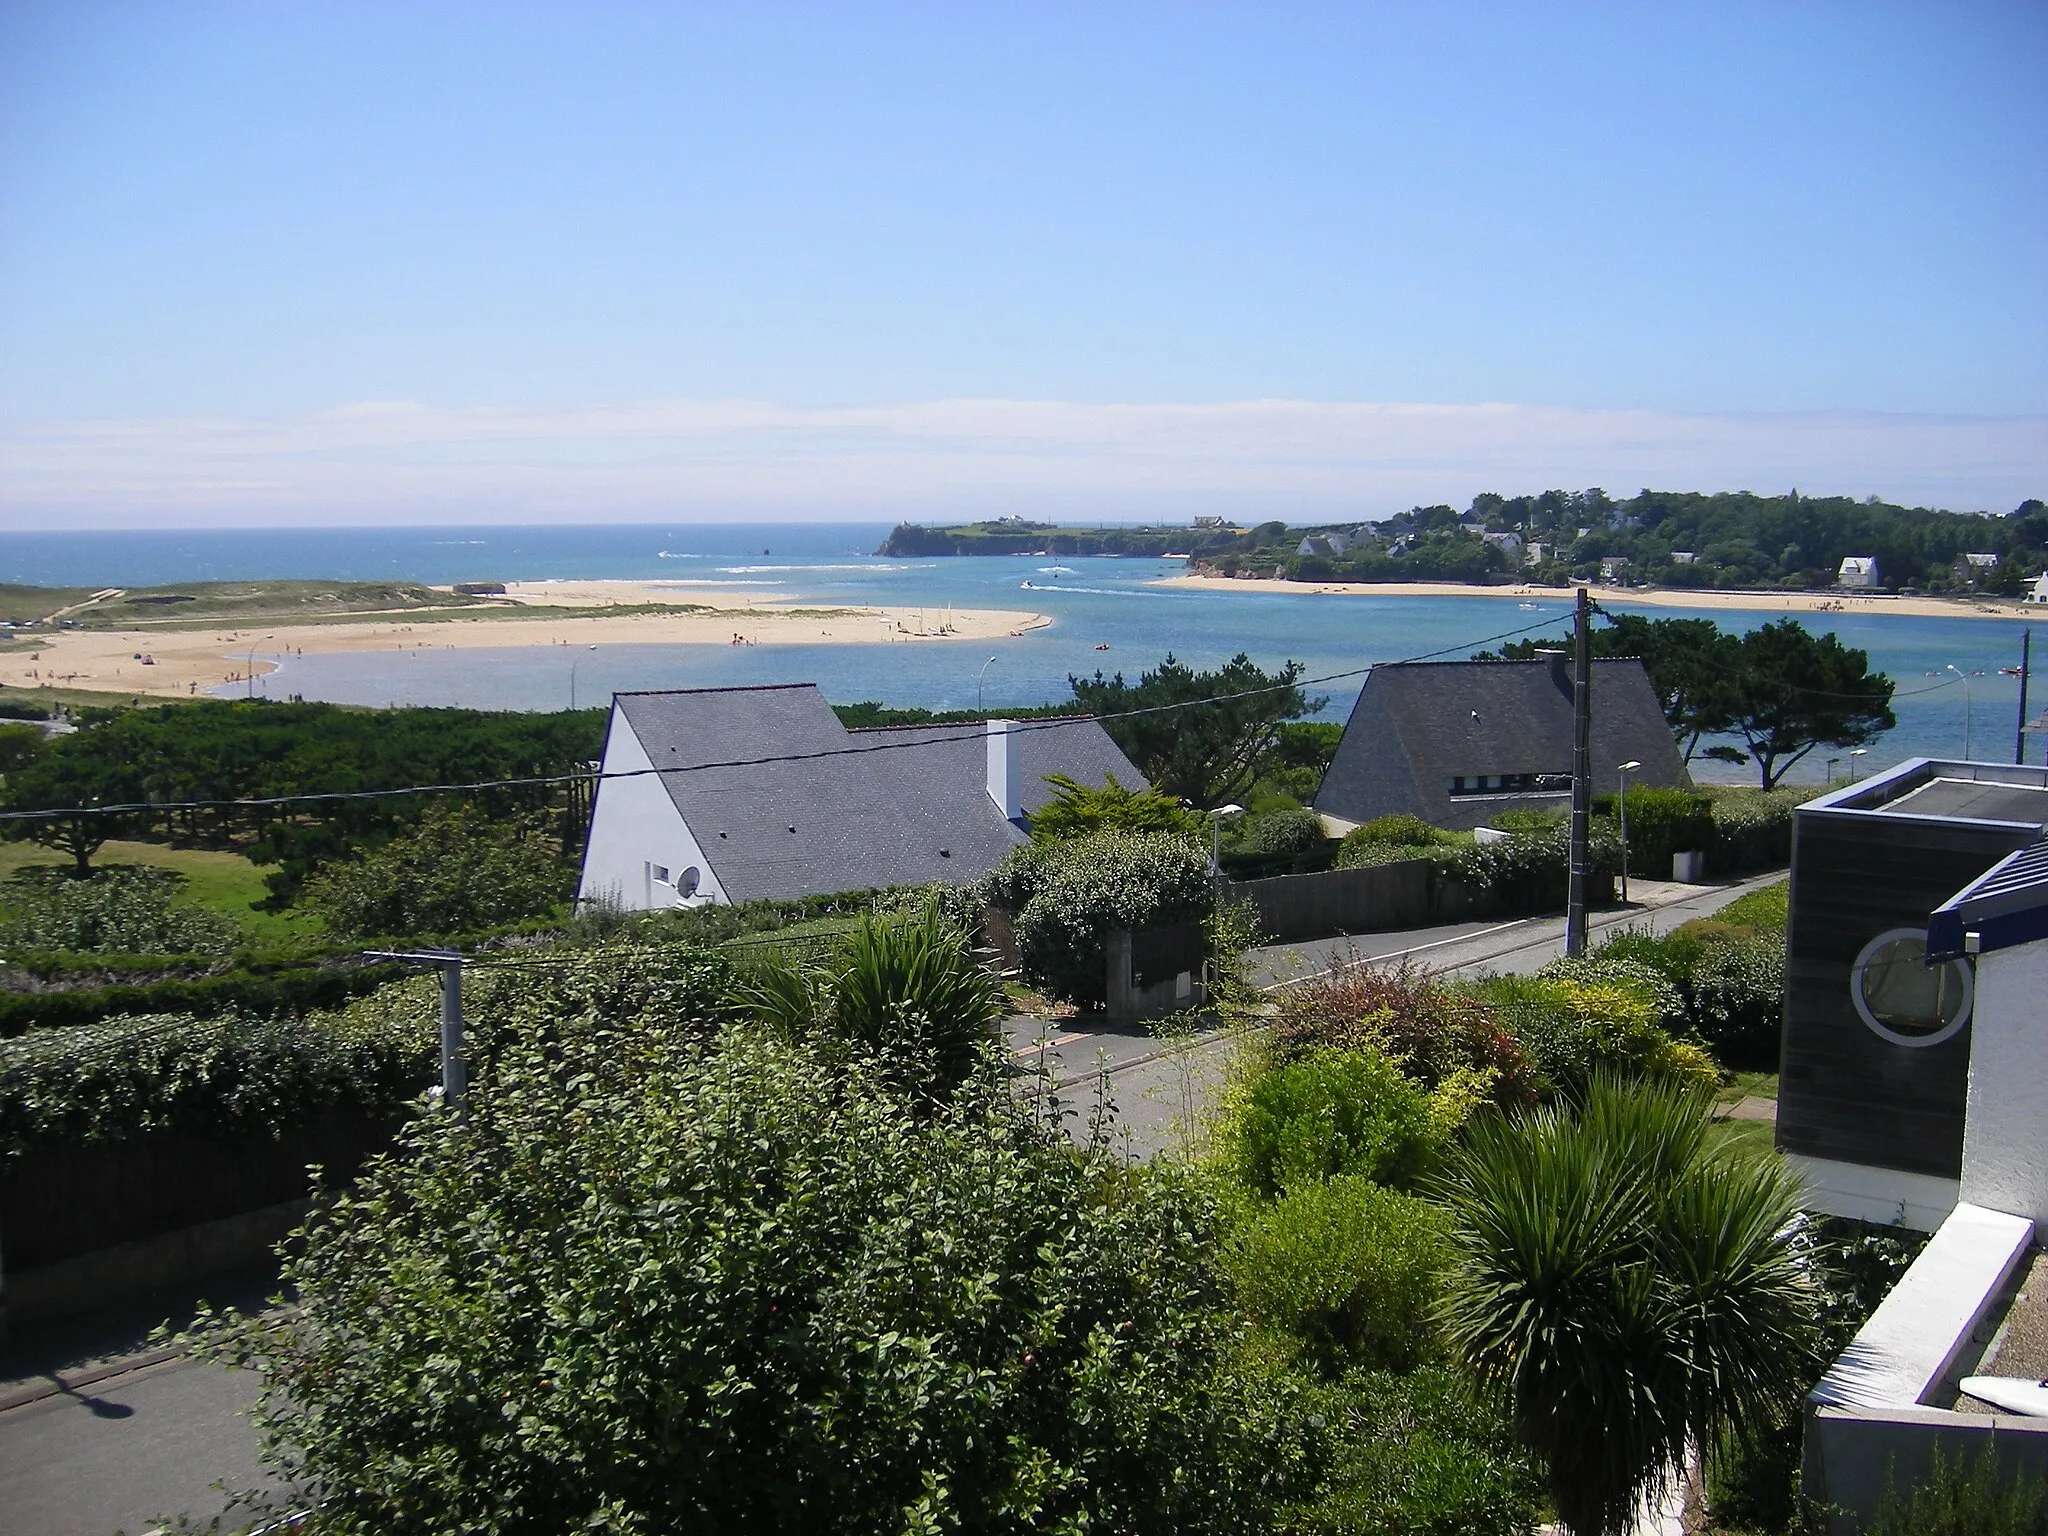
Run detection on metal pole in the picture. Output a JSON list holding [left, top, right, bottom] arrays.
[[1948, 664, 1973, 758], [2017, 629, 2031, 766], [978, 655, 997, 714], [439, 958, 466, 1106], [1618, 765, 1630, 904], [1566, 586, 1592, 955]]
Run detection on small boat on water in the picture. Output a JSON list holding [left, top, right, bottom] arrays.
[[1094, 642, 1111, 651]]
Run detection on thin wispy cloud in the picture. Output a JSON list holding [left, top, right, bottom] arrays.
[[1, 399, 2040, 528]]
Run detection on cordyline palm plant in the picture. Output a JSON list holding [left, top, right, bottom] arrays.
[[730, 902, 1006, 1094], [1434, 1075, 1819, 1536]]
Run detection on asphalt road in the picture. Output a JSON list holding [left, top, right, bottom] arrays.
[[0, 874, 1777, 1535]]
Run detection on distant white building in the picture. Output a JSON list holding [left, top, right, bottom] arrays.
[[1524, 542, 1551, 565], [1482, 531, 1523, 558], [1599, 556, 1629, 581], [2027, 574, 2048, 604], [1837, 556, 1881, 589], [1296, 532, 1351, 559], [1671, 551, 1698, 565]]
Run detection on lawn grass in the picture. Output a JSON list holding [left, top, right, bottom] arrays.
[[1704, 1115, 1777, 1160], [0, 838, 325, 947], [1717, 1070, 1779, 1105], [1717, 878, 1789, 933]]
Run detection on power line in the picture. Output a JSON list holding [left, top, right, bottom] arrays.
[[0, 614, 1568, 824]]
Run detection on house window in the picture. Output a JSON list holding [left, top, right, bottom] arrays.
[[1849, 928, 1973, 1048], [651, 864, 671, 885], [1446, 772, 1555, 797]]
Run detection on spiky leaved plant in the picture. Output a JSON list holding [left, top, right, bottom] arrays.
[[830, 901, 1006, 1093], [1434, 1075, 1818, 1536]]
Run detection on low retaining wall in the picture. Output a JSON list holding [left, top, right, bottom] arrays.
[[1, 1108, 407, 1332]]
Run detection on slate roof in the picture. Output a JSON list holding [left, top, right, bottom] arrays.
[[608, 685, 1146, 903], [1314, 656, 1690, 832]]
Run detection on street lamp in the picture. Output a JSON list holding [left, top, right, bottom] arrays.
[[1947, 664, 1974, 759], [1616, 760, 1642, 901], [1826, 756, 1840, 783], [1208, 803, 1245, 879], [977, 655, 997, 715], [1849, 748, 1867, 780], [569, 644, 597, 711]]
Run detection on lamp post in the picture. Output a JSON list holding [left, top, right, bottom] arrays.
[[977, 655, 997, 715], [1947, 664, 1974, 759], [1826, 756, 1840, 784], [569, 644, 597, 711], [1616, 760, 1641, 902], [1850, 747, 1867, 780], [1208, 803, 1245, 880]]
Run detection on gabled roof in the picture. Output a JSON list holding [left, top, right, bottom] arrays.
[[607, 685, 1145, 903], [1314, 656, 1689, 831]]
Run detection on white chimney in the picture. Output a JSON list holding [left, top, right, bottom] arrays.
[[986, 718, 1021, 821]]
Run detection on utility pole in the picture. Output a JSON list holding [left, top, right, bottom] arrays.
[[2017, 628, 2032, 766], [368, 949, 466, 1106], [1566, 585, 1593, 956]]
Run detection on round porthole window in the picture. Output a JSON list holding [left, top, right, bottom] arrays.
[[1849, 928, 1973, 1048]]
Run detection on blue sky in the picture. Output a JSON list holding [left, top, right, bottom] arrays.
[[1, 2, 2042, 525]]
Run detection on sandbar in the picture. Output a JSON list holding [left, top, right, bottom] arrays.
[[0, 580, 1047, 701], [1151, 572, 2046, 621]]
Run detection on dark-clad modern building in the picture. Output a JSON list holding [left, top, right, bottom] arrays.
[[1780, 758, 2048, 1229], [1313, 655, 1689, 833]]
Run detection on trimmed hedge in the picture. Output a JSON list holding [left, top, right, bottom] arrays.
[[0, 961, 406, 1037], [1593, 786, 1714, 875], [1703, 786, 1810, 875]]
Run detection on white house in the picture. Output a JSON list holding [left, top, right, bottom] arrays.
[[1670, 550, 1698, 565], [576, 684, 1146, 910], [1837, 555, 1880, 588], [2029, 574, 2048, 604], [1296, 531, 1351, 559], [1481, 530, 1523, 559]]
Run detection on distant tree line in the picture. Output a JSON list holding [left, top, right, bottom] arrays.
[[0, 700, 604, 893], [885, 489, 2048, 593]]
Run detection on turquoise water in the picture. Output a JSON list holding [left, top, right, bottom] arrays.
[[2, 522, 2036, 783]]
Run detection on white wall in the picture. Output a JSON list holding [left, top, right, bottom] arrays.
[[1959, 938, 2048, 1225], [576, 709, 728, 912]]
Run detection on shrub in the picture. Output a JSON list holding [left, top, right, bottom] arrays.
[[1269, 963, 1539, 1109], [303, 803, 568, 940], [1342, 814, 1443, 849], [1028, 772, 1209, 843], [196, 1028, 1291, 1534], [827, 902, 1006, 1092], [1594, 786, 1714, 874], [1221, 1045, 1450, 1195], [0, 865, 237, 957], [1486, 808, 1563, 833], [1867, 1445, 2048, 1536], [1282, 1367, 1543, 1536], [1703, 786, 1809, 875], [1225, 1175, 1448, 1373], [1440, 822, 1621, 913], [1332, 836, 1432, 870], [1474, 971, 1716, 1099], [989, 830, 1213, 1007], [1238, 806, 1328, 859], [1436, 1076, 1818, 1536], [1685, 935, 1785, 1067], [0, 1005, 435, 1159]]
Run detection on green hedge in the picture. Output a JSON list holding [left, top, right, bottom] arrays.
[[1593, 787, 1715, 875], [0, 961, 406, 1037], [1703, 786, 1810, 875], [0, 942, 740, 1159], [0, 866, 238, 957], [0, 1003, 436, 1160]]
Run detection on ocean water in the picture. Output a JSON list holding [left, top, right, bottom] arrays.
[[2, 523, 2038, 784]]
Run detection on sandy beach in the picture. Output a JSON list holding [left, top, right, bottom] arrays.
[[1151, 572, 2045, 621], [0, 581, 1047, 700]]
